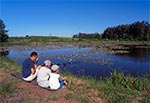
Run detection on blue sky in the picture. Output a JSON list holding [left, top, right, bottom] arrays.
[[0, 0, 149, 37]]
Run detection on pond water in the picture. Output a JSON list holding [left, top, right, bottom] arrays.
[[1, 44, 150, 79]]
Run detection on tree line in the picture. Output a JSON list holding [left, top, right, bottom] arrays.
[[0, 19, 150, 43], [102, 21, 150, 41], [72, 32, 102, 40], [73, 21, 150, 41], [0, 19, 9, 43]]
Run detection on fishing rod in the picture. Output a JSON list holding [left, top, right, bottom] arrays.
[[42, 59, 82, 67], [54, 59, 73, 67], [53, 59, 82, 67]]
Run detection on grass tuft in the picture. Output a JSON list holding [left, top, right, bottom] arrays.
[[0, 79, 17, 101], [0, 57, 21, 72]]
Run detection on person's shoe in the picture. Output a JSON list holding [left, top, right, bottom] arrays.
[[66, 80, 71, 88]]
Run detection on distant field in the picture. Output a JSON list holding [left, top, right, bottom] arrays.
[[1, 36, 103, 45], [7, 36, 76, 45], [1, 36, 149, 46]]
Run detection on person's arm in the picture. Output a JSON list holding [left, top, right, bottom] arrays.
[[31, 68, 35, 74], [31, 64, 41, 75], [60, 76, 67, 81], [34, 63, 38, 69], [34, 58, 41, 70], [59, 76, 68, 85]]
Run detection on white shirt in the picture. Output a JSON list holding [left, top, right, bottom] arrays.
[[49, 73, 60, 90], [37, 67, 51, 88]]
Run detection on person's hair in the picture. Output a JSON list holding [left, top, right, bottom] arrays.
[[30, 51, 38, 57], [42, 63, 49, 67], [51, 70, 57, 73]]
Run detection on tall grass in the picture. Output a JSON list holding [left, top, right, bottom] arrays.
[[63, 71, 150, 103], [99, 71, 150, 103], [106, 71, 150, 91]]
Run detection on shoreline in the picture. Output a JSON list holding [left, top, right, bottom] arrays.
[[1, 40, 150, 55], [0, 57, 150, 103]]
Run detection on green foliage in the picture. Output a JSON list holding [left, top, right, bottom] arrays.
[[0, 49, 9, 57], [73, 32, 102, 40], [106, 94, 131, 103], [98, 71, 150, 103], [0, 19, 9, 43], [102, 21, 150, 41], [0, 57, 21, 72], [106, 71, 150, 91]]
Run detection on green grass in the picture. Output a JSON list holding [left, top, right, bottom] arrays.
[[0, 57, 21, 72], [62, 71, 150, 103], [106, 71, 150, 91], [64, 93, 74, 100], [99, 71, 150, 103], [77, 96, 89, 103], [0, 78, 18, 102], [51, 92, 58, 101], [1, 36, 78, 45], [0, 79, 17, 95], [1, 36, 149, 48], [0, 57, 150, 103]]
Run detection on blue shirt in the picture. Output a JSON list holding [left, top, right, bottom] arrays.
[[22, 58, 35, 78]]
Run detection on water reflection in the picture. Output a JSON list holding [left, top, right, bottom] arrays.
[[114, 47, 150, 63], [129, 48, 150, 62], [0, 48, 9, 57]]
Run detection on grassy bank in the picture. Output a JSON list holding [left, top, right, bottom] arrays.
[[0, 57, 150, 103]]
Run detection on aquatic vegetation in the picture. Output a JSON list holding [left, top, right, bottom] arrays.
[[2, 41, 150, 80]]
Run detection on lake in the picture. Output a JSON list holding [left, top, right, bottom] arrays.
[[1, 43, 150, 79]]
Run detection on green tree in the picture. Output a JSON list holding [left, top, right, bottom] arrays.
[[0, 19, 9, 43], [102, 21, 150, 41]]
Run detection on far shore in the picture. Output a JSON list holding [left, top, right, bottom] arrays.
[[1, 39, 150, 55]]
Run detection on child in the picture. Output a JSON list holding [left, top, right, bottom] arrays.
[[37, 60, 51, 88], [49, 65, 69, 90]]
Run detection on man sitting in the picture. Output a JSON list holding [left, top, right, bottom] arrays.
[[22, 51, 41, 81]]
